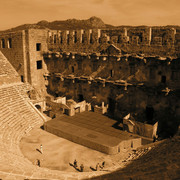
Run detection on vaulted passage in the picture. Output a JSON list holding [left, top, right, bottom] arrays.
[[161, 75, 166, 83], [146, 106, 154, 123], [108, 98, 116, 115], [78, 94, 84, 102], [35, 104, 42, 112]]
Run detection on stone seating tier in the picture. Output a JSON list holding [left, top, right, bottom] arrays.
[[0, 83, 106, 179], [0, 52, 20, 85]]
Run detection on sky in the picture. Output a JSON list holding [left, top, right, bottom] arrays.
[[0, 0, 179, 30]]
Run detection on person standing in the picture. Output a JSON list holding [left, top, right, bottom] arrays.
[[40, 144, 43, 154], [37, 159, 40, 167], [80, 164, 84, 172], [74, 159, 77, 168], [101, 161, 105, 169], [96, 163, 100, 171]]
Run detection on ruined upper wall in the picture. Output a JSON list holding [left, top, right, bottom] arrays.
[[0, 28, 179, 91], [1, 26, 179, 58], [43, 51, 180, 90], [0, 30, 26, 81], [0, 29, 48, 93], [47, 27, 179, 56]]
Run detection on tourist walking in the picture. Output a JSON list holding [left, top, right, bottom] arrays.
[[101, 161, 105, 169], [80, 164, 84, 172], [40, 144, 43, 154], [96, 163, 100, 171], [74, 159, 77, 168], [37, 159, 40, 167]]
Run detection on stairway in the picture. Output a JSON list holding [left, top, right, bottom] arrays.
[[90, 65, 106, 78]]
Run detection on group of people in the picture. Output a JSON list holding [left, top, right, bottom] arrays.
[[95, 161, 105, 171], [73, 159, 84, 172], [73, 159, 106, 172], [36, 144, 43, 167], [36, 145, 106, 172]]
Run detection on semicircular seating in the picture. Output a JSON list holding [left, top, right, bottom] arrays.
[[0, 83, 105, 179]]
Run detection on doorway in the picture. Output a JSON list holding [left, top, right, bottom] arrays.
[[72, 66, 74, 73], [108, 97, 116, 115], [35, 105, 41, 112], [161, 75, 166, 83], [146, 106, 154, 123], [78, 94, 84, 102]]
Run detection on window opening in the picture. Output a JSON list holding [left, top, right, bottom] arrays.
[[1, 39, 5, 48], [37, 60, 42, 69], [7, 38, 12, 48], [36, 43, 41, 51]]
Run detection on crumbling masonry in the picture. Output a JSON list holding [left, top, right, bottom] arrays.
[[0, 27, 179, 139]]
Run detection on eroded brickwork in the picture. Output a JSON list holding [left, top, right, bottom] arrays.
[[43, 52, 180, 139], [0, 27, 179, 138], [0, 31, 26, 81], [47, 27, 179, 56], [24, 29, 48, 96]]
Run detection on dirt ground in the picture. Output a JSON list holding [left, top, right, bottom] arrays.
[[20, 127, 132, 173]]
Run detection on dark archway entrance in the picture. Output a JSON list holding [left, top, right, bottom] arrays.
[[78, 94, 84, 102], [72, 66, 74, 73], [146, 106, 154, 123], [108, 98, 116, 115], [35, 105, 42, 112], [161, 75, 166, 83]]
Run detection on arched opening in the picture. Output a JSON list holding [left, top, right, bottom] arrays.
[[131, 141, 133, 148], [55, 93, 59, 98], [72, 66, 74, 73], [74, 31, 77, 43], [78, 94, 84, 102], [35, 105, 42, 112], [110, 70, 114, 77], [146, 106, 154, 123], [108, 97, 116, 115], [90, 33, 93, 44], [123, 124, 129, 132], [21, 75, 24, 82], [139, 35, 143, 42], [161, 75, 166, 83]]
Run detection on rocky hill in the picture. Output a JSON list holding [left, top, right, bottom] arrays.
[[1, 16, 179, 33], [1, 16, 109, 32]]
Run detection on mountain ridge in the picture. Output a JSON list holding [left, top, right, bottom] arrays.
[[0, 16, 180, 32], [0, 16, 108, 32]]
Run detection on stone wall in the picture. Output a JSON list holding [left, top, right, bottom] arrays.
[[44, 52, 180, 137], [47, 29, 101, 53], [0, 30, 26, 81], [25, 29, 48, 97], [0, 27, 179, 139], [0, 28, 179, 98], [47, 27, 179, 56], [0, 29, 49, 96], [48, 76, 180, 120], [44, 53, 180, 89]]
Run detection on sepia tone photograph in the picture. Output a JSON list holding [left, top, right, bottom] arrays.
[[0, 0, 179, 179]]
